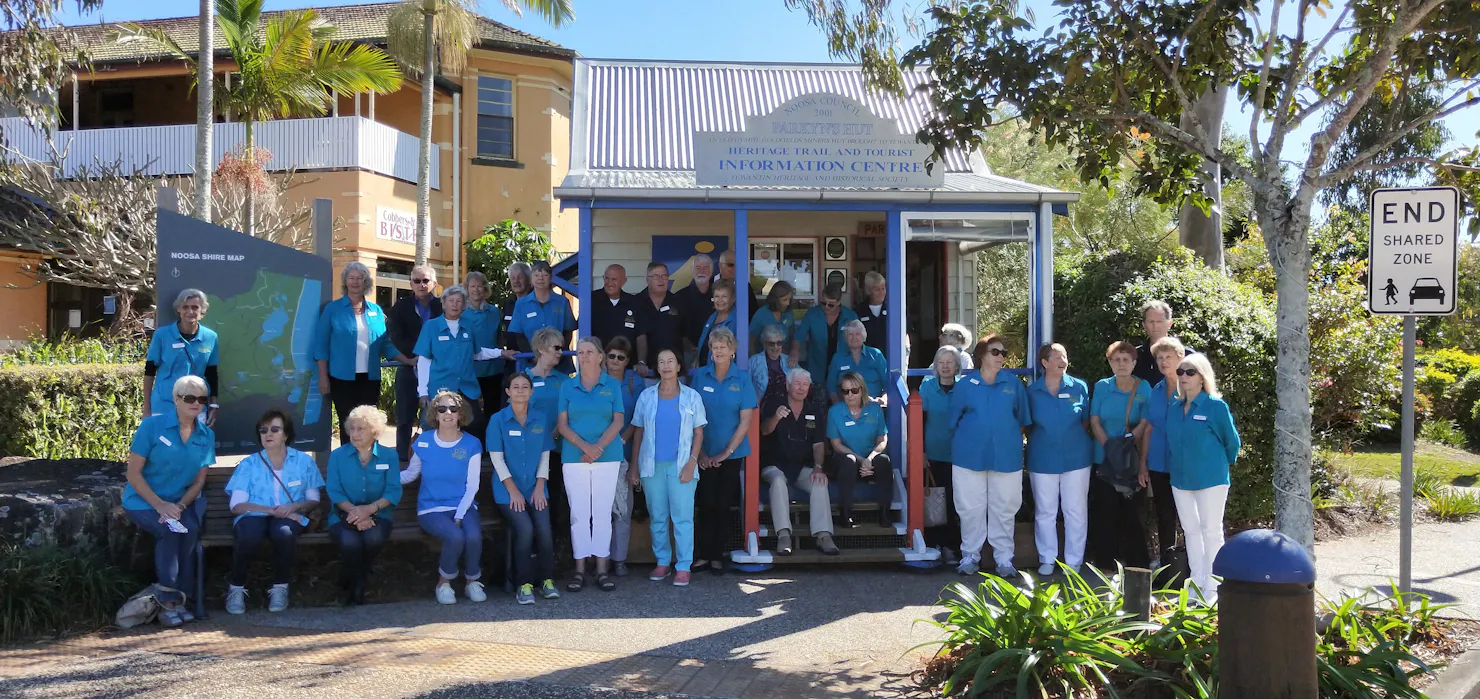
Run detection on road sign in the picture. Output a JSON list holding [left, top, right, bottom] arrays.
[[1368, 187, 1460, 315]]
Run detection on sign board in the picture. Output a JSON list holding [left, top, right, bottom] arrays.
[[1368, 187, 1460, 315], [157, 211, 332, 455], [376, 206, 415, 246], [694, 92, 944, 189]]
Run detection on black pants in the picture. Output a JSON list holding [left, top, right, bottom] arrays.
[[925, 459, 960, 549], [330, 519, 393, 586], [695, 457, 742, 562], [1147, 470, 1180, 560], [1086, 473, 1150, 570], [231, 516, 304, 586], [394, 366, 419, 462], [832, 452, 895, 518], [330, 374, 381, 444], [475, 375, 503, 442]]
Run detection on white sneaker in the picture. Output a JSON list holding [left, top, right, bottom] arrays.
[[267, 585, 289, 613], [956, 556, 980, 576], [465, 581, 487, 602], [1038, 562, 1057, 576], [435, 582, 456, 605], [225, 586, 247, 615]]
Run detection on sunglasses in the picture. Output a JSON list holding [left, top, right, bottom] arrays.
[[257, 425, 283, 435], [764, 341, 784, 347], [984, 348, 1008, 357], [1176, 368, 1200, 377], [841, 387, 862, 395], [178, 394, 209, 404], [412, 278, 433, 285], [435, 405, 461, 414], [822, 301, 840, 308], [607, 353, 628, 362]]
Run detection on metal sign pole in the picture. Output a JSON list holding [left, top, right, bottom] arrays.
[[314, 198, 333, 471], [1400, 314, 1416, 593]]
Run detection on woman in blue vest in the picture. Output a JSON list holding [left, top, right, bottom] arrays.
[[748, 281, 796, 354], [919, 346, 962, 566], [315, 262, 412, 444], [557, 336, 626, 593], [604, 336, 644, 577], [1025, 343, 1094, 576], [413, 285, 505, 436], [488, 373, 560, 605], [1165, 353, 1241, 601], [827, 371, 893, 529], [947, 335, 1032, 577], [326, 405, 401, 607], [223, 409, 325, 615], [143, 289, 219, 423], [123, 375, 215, 627], [1087, 340, 1153, 570], [401, 390, 485, 605], [826, 320, 889, 403], [689, 326, 757, 575], [696, 281, 739, 368], [629, 348, 707, 586], [793, 283, 857, 387]]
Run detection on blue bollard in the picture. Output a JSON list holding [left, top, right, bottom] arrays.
[[1212, 528, 1318, 699]]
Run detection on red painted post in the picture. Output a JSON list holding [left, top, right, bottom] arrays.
[[745, 417, 761, 551], [907, 393, 925, 541]]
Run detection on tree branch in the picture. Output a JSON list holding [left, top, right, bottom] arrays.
[[1249, 0, 1287, 159], [1318, 88, 1480, 186]]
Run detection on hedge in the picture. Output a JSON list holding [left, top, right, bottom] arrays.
[[0, 364, 143, 460]]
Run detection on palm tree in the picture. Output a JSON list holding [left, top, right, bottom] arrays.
[[386, 0, 572, 266], [120, 0, 403, 236], [194, 0, 214, 222]]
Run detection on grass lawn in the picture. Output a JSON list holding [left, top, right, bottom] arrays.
[[1329, 440, 1480, 487]]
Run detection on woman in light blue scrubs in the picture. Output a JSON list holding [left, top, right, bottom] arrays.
[[414, 285, 505, 432], [123, 375, 215, 628], [1024, 343, 1093, 576], [557, 336, 626, 593], [1140, 335, 1187, 570], [919, 346, 962, 565], [748, 281, 795, 354], [526, 327, 571, 551], [630, 348, 707, 586], [688, 326, 757, 575], [143, 289, 219, 423], [1165, 353, 1241, 601], [314, 262, 411, 444], [488, 372, 560, 605]]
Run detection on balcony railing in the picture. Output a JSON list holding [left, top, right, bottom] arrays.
[[0, 116, 439, 189]]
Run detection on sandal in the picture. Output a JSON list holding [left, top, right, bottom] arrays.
[[596, 574, 616, 592], [565, 573, 585, 592]]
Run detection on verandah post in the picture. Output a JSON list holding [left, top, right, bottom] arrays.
[[734, 208, 759, 558]]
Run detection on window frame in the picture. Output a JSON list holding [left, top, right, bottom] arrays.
[[475, 75, 516, 161]]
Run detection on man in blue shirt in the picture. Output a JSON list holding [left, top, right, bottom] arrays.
[[389, 265, 442, 462]]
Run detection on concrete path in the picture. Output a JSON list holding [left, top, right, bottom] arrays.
[[1315, 516, 1480, 616]]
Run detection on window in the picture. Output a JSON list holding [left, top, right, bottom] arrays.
[[751, 239, 818, 311], [476, 77, 514, 159]]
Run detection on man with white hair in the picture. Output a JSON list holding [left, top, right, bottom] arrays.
[[717, 249, 760, 316], [854, 271, 888, 352], [673, 253, 715, 365], [388, 265, 442, 461], [759, 368, 838, 556], [590, 264, 640, 350]]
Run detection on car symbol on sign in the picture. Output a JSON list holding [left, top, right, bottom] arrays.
[[1410, 278, 1445, 305]]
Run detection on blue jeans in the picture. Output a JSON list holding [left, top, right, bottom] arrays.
[[418, 508, 483, 580], [230, 516, 304, 586], [641, 461, 698, 572], [498, 503, 554, 586], [330, 520, 394, 583], [126, 505, 201, 596]]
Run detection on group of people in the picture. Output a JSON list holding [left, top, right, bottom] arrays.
[[121, 255, 1240, 627]]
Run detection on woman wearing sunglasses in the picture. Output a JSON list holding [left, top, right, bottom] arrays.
[[526, 327, 572, 548], [749, 281, 797, 355], [948, 335, 1032, 577], [1087, 340, 1153, 570], [1024, 343, 1094, 577], [223, 409, 325, 615], [696, 281, 739, 368], [1165, 353, 1241, 602], [604, 336, 644, 576], [793, 283, 856, 391], [401, 390, 485, 605], [326, 405, 401, 607], [488, 373, 560, 605], [122, 375, 216, 627], [557, 336, 627, 593], [1140, 336, 1189, 573], [749, 323, 792, 404], [827, 371, 893, 529]]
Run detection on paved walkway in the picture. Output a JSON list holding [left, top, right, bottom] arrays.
[[1315, 516, 1480, 616]]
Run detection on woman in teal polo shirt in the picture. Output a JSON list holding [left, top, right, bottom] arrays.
[[488, 373, 560, 605], [826, 320, 889, 403], [143, 288, 219, 422], [1140, 335, 1187, 571], [326, 405, 401, 607], [463, 271, 507, 425], [527, 327, 571, 544], [748, 281, 796, 354], [688, 327, 757, 575], [919, 347, 962, 565], [123, 375, 215, 628], [826, 371, 893, 529], [414, 285, 505, 432], [793, 283, 857, 387], [947, 335, 1032, 577], [629, 348, 708, 586], [1025, 343, 1094, 576], [696, 281, 739, 368], [1165, 353, 1241, 601], [557, 336, 626, 592], [315, 262, 412, 444], [1087, 340, 1153, 569]]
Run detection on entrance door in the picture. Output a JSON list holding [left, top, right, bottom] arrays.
[[906, 241, 946, 369]]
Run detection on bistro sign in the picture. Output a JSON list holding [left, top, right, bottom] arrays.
[[693, 93, 944, 189]]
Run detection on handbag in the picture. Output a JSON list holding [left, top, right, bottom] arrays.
[[922, 465, 948, 528], [261, 452, 315, 530], [1096, 385, 1143, 497]]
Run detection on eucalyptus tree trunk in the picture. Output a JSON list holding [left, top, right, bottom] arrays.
[[1177, 86, 1230, 270], [414, 4, 435, 267], [193, 0, 214, 221], [1261, 195, 1316, 552], [243, 120, 256, 237]]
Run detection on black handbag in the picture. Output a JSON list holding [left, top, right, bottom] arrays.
[[1096, 385, 1143, 497]]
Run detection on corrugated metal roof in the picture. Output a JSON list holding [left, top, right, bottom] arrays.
[[555, 170, 1078, 203], [573, 59, 972, 173]]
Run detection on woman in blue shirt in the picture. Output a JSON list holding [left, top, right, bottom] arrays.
[[697, 281, 739, 368], [689, 327, 757, 575], [527, 327, 571, 549], [315, 262, 412, 444], [1025, 343, 1094, 576], [1087, 340, 1154, 570], [749, 323, 792, 404], [123, 374, 215, 628], [630, 348, 708, 586], [603, 336, 644, 577], [557, 337, 626, 593], [826, 320, 889, 404], [792, 284, 857, 385], [748, 281, 796, 354], [143, 289, 219, 423], [1166, 353, 1241, 601], [224, 409, 325, 615], [489, 373, 560, 605], [401, 390, 485, 606], [1139, 336, 1187, 570], [919, 347, 962, 566], [327, 405, 401, 607], [827, 371, 893, 529], [413, 285, 505, 434], [947, 335, 1032, 577], [464, 271, 507, 424]]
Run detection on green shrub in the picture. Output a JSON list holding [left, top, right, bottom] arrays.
[[1445, 372, 1480, 447], [0, 336, 147, 368], [1413, 469, 1447, 501], [1426, 487, 1480, 521], [0, 364, 142, 460], [1420, 419, 1467, 448], [464, 219, 556, 293], [1, 544, 139, 645], [1317, 589, 1451, 699]]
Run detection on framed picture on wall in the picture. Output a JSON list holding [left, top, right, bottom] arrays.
[[824, 267, 849, 292], [825, 236, 848, 261]]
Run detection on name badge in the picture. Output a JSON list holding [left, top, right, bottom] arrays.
[[368, 311, 378, 317], [509, 430, 522, 436], [1193, 415, 1208, 421], [844, 420, 856, 427], [417, 442, 429, 448], [460, 333, 468, 339], [504, 315, 514, 321], [660, 305, 671, 312], [526, 312, 538, 318], [970, 378, 981, 385], [288, 481, 301, 487], [533, 381, 545, 387], [804, 415, 815, 420], [375, 463, 390, 470], [158, 435, 173, 446], [624, 322, 636, 328], [438, 335, 449, 341], [881, 310, 887, 316], [703, 386, 715, 392], [839, 365, 852, 371], [172, 342, 186, 349], [1058, 393, 1071, 399]]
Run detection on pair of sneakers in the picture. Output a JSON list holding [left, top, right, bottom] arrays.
[[953, 555, 1018, 579], [436, 581, 486, 605], [158, 606, 196, 627], [225, 585, 289, 615], [516, 579, 562, 605], [648, 566, 692, 586]]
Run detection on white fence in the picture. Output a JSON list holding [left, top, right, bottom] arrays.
[[0, 116, 439, 189]]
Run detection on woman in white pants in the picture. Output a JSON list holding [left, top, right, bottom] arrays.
[[1165, 353, 1241, 601], [947, 334, 1032, 577], [1024, 343, 1094, 576], [557, 337, 627, 593]]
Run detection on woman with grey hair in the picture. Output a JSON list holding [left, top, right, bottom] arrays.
[[689, 326, 757, 575], [315, 262, 413, 443], [825, 320, 889, 404], [919, 346, 963, 564], [463, 271, 508, 429], [144, 289, 220, 423], [939, 323, 975, 370], [748, 322, 792, 403], [413, 284, 506, 430]]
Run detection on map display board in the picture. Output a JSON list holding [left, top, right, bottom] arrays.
[[156, 211, 331, 454]]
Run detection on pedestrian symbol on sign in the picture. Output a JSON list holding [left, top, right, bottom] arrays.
[[1384, 279, 1398, 306]]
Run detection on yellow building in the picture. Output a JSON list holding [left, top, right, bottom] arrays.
[[0, 2, 576, 345]]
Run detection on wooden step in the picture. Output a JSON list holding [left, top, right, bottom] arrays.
[[768, 547, 906, 565]]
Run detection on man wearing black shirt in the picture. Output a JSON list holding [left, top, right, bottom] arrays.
[[634, 261, 683, 377], [590, 264, 641, 350], [854, 271, 888, 352], [388, 265, 442, 461], [759, 368, 838, 556], [672, 253, 714, 365]]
